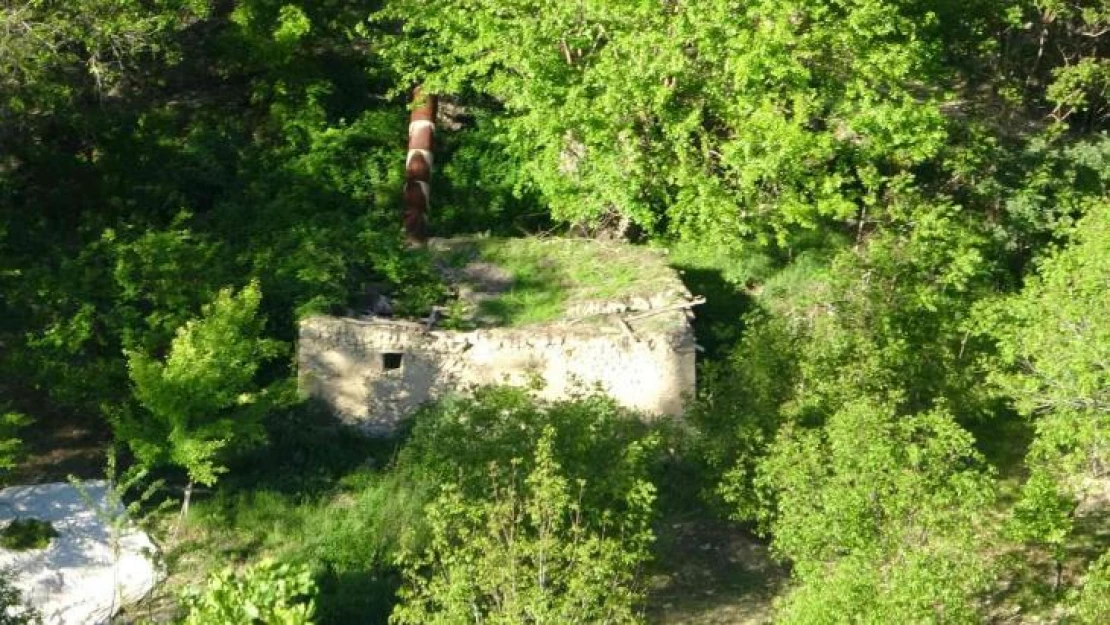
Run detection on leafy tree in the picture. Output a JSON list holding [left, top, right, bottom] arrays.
[[113, 281, 286, 516], [0, 0, 206, 114], [392, 426, 654, 624], [1071, 551, 1110, 624], [756, 400, 997, 623], [0, 0, 434, 420], [984, 199, 1110, 592], [375, 0, 956, 246]]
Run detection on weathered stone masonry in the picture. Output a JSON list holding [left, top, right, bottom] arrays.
[[298, 308, 697, 434]]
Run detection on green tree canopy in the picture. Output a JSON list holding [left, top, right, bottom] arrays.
[[115, 281, 285, 488]]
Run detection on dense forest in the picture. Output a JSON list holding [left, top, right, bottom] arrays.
[[1, 0, 1108, 623]]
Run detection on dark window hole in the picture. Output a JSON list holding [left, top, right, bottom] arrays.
[[382, 352, 404, 371]]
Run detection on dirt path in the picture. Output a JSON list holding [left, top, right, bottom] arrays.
[[647, 517, 788, 624]]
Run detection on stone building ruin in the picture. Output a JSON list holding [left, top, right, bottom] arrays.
[[297, 238, 698, 434]]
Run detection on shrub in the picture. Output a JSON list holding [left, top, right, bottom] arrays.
[[392, 426, 654, 624], [0, 519, 57, 551], [181, 559, 318, 625], [397, 386, 660, 517], [1072, 551, 1110, 624]]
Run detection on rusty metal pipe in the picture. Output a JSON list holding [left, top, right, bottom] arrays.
[[403, 87, 436, 244]]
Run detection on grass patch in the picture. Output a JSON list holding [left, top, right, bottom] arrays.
[[170, 467, 431, 624], [1, 518, 58, 551], [135, 403, 430, 624]]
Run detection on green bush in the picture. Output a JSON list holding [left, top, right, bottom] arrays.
[[181, 559, 318, 625], [397, 386, 661, 517], [392, 426, 654, 624], [0, 519, 57, 551], [759, 400, 997, 623], [387, 389, 662, 623], [688, 311, 801, 519], [1072, 551, 1110, 624]]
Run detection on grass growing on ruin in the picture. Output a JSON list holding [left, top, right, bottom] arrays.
[[437, 236, 680, 327]]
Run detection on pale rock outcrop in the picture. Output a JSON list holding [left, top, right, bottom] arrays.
[[0, 481, 161, 625]]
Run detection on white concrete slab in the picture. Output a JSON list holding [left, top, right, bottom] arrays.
[[0, 481, 162, 624]]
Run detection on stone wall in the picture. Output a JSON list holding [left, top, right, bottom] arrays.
[[298, 312, 696, 434]]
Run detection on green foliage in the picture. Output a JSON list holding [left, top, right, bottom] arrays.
[[0, 410, 31, 477], [0, 0, 207, 113], [376, 0, 963, 245], [758, 400, 997, 623], [116, 281, 286, 487], [180, 389, 662, 623], [786, 203, 998, 422], [689, 312, 800, 518], [0, 0, 438, 420], [2, 0, 1109, 620], [182, 559, 318, 625], [0, 519, 58, 551], [182, 433, 424, 625], [1071, 551, 1110, 624], [392, 426, 653, 624], [1034, 1, 1109, 127], [399, 387, 660, 516], [981, 199, 1110, 596], [107, 218, 226, 352], [988, 199, 1110, 445], [431, 110, 544, 234]]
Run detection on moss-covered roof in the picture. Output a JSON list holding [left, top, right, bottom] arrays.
[[429, 236, 691, 328]]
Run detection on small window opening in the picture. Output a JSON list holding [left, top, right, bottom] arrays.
[[382, 352, 404, 371]]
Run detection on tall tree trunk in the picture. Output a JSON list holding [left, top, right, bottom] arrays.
[[404, 87, 437, 245]]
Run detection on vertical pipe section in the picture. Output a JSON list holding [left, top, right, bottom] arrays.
[[403, 87, 437, 245]]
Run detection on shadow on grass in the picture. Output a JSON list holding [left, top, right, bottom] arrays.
[[964, 411, 1034, 501], [315, 566, 401, 624], [219, 399, 412, 498]]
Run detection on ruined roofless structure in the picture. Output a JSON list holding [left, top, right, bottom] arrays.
[[297, 237, 699, 434]]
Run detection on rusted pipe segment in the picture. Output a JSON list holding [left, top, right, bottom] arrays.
[[403, 87, 437, 244]]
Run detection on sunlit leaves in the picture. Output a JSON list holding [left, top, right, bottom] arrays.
[[375, 0, 951, 245], [392, 426, 654, 624], [759, 400, 996, 622], [118, 281, 286, 486]]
